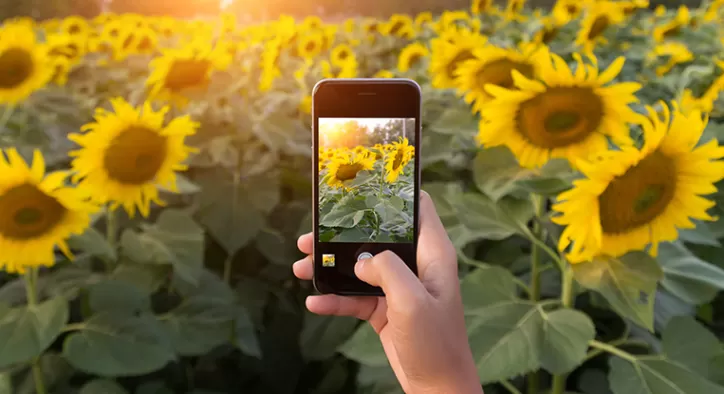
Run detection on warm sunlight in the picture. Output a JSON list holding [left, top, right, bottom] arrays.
[[319, 118, 410, 148]]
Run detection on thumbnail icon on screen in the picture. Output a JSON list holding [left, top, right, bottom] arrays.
[[322, 254, 336, 267]]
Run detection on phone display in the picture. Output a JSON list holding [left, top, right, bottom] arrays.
[[312, 79, 421, 296]]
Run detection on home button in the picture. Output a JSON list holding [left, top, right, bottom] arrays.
[[357, 252, 373, 261]]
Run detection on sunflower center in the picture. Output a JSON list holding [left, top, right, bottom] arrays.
[[164, 59, 211, 92], [476, 58, 534, 93], [516, 86, 604, 148], [566, 5, 578, 14], [0, 183, 66, 240], [103, 126, 168, 185], [542, 27, 559, 43], [445, 49, 476, 80], [392, 149, 405, 170], [338, 50, 350, 61], [336, 163, 363, 181], [598, 150, 676, 234], [389, 21, 405, 35], [407, 53, 423, 68], [588, 16, 610, 39], [305, 40, 317, 53], [0, 48, 34, 89], [663, 25, 681, 38]]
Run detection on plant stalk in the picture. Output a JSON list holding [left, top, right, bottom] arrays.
[[224, 169, 241, 285], [25, 268, 47, 394], [551, 264, 575, 394], [526, 195, 545, 394]]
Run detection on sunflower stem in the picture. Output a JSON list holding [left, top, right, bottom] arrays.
[[526, 194, 545, 394], [25, 268, 47, 394], [0, 105, 14, 130], [105, 206, 117, 271], [224, 169, 241, 285], [551, 264, 575, 394]]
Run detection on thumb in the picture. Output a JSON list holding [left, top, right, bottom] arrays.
[[355, 250, 427, 309]]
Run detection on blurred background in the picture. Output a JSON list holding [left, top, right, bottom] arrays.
[[0, 0, 702, 22]]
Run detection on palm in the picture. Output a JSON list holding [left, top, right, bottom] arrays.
[[367, 297, 412, 392]]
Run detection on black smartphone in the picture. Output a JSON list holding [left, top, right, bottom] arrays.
[[312, 78, 422, 296]]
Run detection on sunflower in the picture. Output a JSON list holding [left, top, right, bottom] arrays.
[[385, 138, 415, 183], [429, 28, 488, 89], [647, 42, 693, 76], [552, 0, 585, 24], [0, 149, 96, 274], [575, 1, 626, 52], [553, 102, 724, 263], [398, 42, 429, 72], [49, 56, 72, 86], [60, 16, 91, 36], [380, 14, 415, 39], [679, 62, 724, 113], [480, 51, 641, 169], [259, 40, 282, 92], [325, 151, 376, 189], [504, 0, 528, 21], [414, 12, 433, 28], [653, 6, 691, 42], [0, 21, 53, 105], [69, 98, 199, 217], [454, 43, 545, 115], [533, 17, 563, 44], [330, 44, 354, 67], [297, 32, 325, 59], [472, 0, 494, 15], [373, 70, 394, 78], [704, 0, 724, 22], [322, 57, 359, 79], [619, 0, 649, 16], [146, 40, 231, 107], [46, 32, 87, 65]]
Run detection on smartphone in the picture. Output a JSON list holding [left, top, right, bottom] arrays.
[[312, 78, 422, 296]]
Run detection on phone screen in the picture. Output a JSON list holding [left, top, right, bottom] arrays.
[[312, 79, 421, 295]]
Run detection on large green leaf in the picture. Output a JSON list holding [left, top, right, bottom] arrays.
[[572, 253, 663, 331], [658, 242, 724, 304], [121, 209, 204, 285], [0, 373, 10, 394], [338, 323, 387, 367], [63, 312, 176, 377], [194, 170, 275, 255], [161, 296, 234, 356], [460, 265, 517, 313], [300, 313, 359, 361], [467, 301, 542, 383], [0, 296, 68, 368], [321, 200, 367, 228], [79, 379, 129, 394], [662, 316, 723, 379], [87, 279, 152, 315], [539, 309, 596, 374], [472, 146, 530, 201], [455, 193, 533, 241], [515, 159, 578, 196], [608, 356, 724, 394]]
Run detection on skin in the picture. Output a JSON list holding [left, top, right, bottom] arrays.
[[293, 191, 484, 394]]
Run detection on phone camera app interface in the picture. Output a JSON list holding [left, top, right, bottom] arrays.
[[318, 117, 416, 247]]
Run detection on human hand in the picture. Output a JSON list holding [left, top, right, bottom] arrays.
[[293, 191, 483, 394]]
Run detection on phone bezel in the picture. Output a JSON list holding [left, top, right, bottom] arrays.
[[311, 78, 422, 296]]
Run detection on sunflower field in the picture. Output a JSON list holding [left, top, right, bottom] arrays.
[[2, 0, 724, 393], [319, 133, 416, 243]]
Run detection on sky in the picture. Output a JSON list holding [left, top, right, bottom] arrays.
[[319, 118, 408, 129]]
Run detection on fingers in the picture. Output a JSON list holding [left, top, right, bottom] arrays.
[[306, 294, 378, 322], [297, 232, 313, 254], [416, 190, 458, 290], [355, 250, 428, 312], [293, 255, 313, 280]]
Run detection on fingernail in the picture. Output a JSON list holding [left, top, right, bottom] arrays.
[[355, 259, 366, 276]]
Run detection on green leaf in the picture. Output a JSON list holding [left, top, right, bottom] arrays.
[[658, 242, 724, 304], [332, 228, 370, 242], [608, 356, 724, 394], [110, 263, 168, 294], [233, 307, 261, 358], [515, 159, 578, 196], [79, 379, 129, 394], [63, 312, 176, 377], [468, 301, 542, 384], [87, 279, 152, 315], [43, 265, 102, 300], [194, 171, 274, 255], [663, 316, 723, 379], [170, 174, 201, 194], [300, 313, 359, 361], [0, 373, 10, 394], [539, 309, 596, 374], [472, 146, 530, 201], [67, 227, 117, 261], [321, 201, 367, 228], [338, 323, 387, 367], [122, 210, 204, 285], [455, 193, 533, 241], [0, 296, 68, 368], [678, 221, 721, 247], [460, 265, 517, 313], [161, 297, 233, 356], [572, 252, 663, 331]]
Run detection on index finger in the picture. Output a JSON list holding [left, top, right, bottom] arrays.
[[297, 232, 313, 254]]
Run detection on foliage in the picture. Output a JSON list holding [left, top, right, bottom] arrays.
[[1, 1, 724, 394]]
